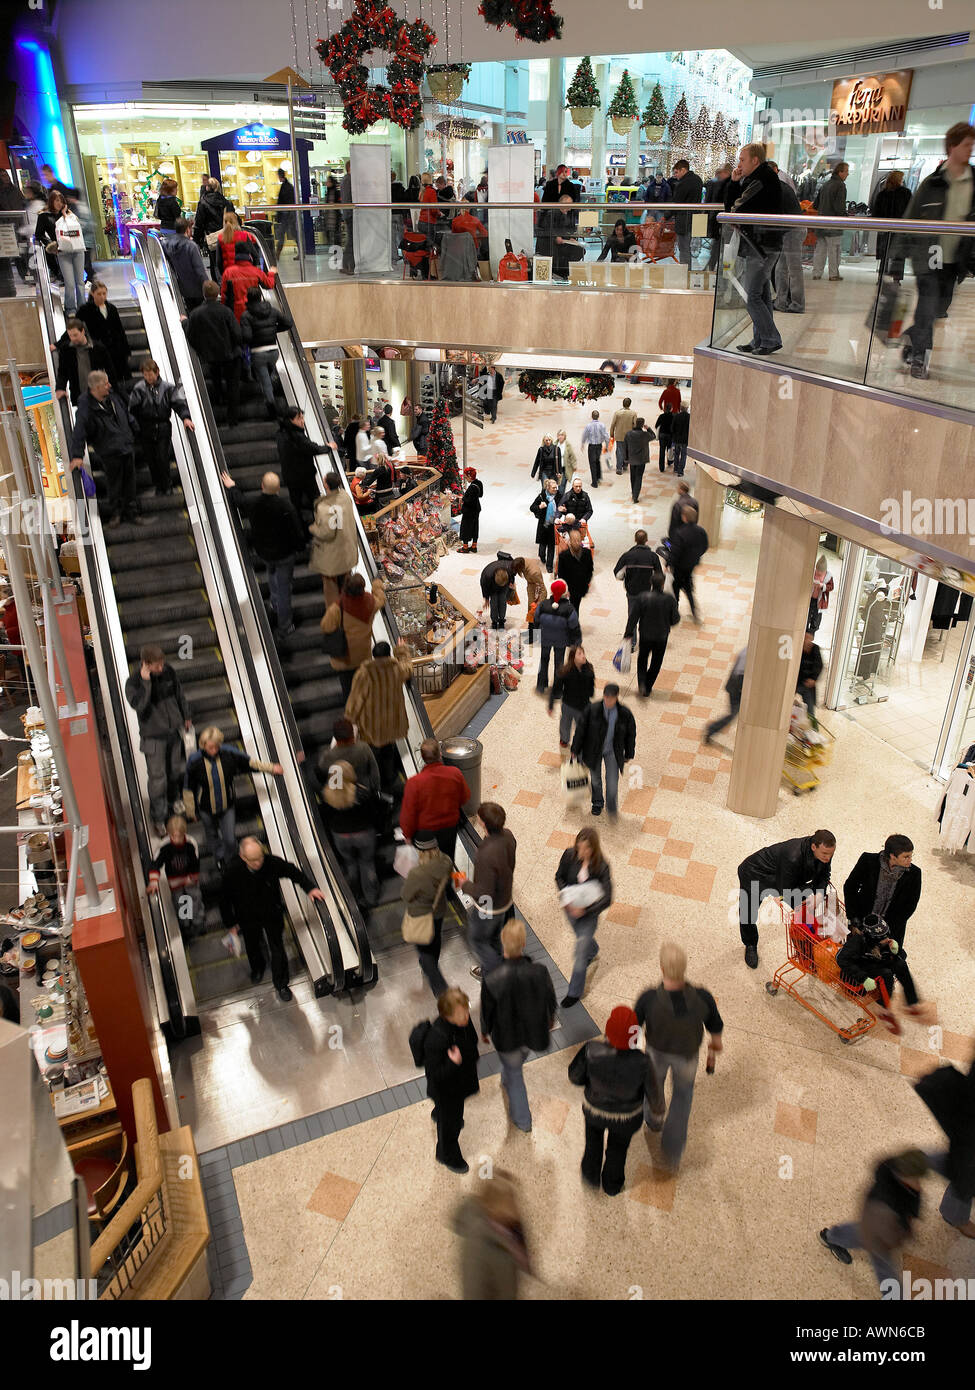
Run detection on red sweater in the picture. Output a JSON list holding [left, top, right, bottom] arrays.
[[400, 762, 471, 840], [658, 383, 681, 413], [221, 264, 276, 320]]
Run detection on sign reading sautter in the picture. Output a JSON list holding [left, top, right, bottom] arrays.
[[830, 71, 914, 135]]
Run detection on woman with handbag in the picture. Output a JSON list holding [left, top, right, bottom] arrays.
[[531, 478, 560, 574], [402, 832, 453, 997], [320, 760, 380, 907], [548, 646, 595, 759], [193, 178, 234, 276], [321, 573, 384, 696], [37, 190, 87, 312], [556, 827, 613, 1008], [458, 469, 483, 554]]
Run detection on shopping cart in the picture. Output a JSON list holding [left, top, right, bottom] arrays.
[[764, 892, 893, 1043], [555, 517, 595, 557], [782, 716, 835, 795]]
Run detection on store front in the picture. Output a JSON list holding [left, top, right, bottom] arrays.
[[200, 125, 313, 251]]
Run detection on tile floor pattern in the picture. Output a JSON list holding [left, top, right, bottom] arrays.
[[200, 378, 975, 1300]]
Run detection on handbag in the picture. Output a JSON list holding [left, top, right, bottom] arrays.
[[506, 586, 520, 605], [321, 602, 348, 659], [612, 644, 632, 675], [205, 230, 222, 250], [401, 870, 449, 946], [561, 759, 591, 799]]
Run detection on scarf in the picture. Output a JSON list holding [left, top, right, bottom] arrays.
[[872, 854, 906, 919], [544, 495, 557, 526]]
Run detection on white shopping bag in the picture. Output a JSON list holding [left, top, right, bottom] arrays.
[[756, 895, 787, 929], [393, 843, 419, 878], [561, 759, 591, 802], [222, 930, 243, 958]]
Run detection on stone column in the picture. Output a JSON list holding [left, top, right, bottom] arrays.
[[694, 467, 725, 549], [589, 62, 610, 186], [727, 506, 820, 818], [545, 58, 565, 173]]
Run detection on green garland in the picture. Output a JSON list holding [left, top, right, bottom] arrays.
[[517, 371, 615, 404]]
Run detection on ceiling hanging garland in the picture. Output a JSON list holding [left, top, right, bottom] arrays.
[[517, 371, 615, 405], [317, 0, 438, 133], [478, 0, 564, 43]]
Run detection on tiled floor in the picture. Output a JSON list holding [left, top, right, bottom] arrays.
[[207, 379, 975, 1301]]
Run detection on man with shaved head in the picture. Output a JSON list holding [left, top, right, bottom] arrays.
[[221, 467, 305, 637], [219, 836, 325, 1001]]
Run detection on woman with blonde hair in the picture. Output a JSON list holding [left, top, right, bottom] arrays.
[[215, 210, 257, 277], [452, 1168, 532, 1298], [402, 831, 453, 996], [183, 725, 283, 869], [193, 176, 234, 273]]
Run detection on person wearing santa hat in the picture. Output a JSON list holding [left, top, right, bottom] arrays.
[[534, 579, 581, 694], [568, 1004, 655, 1195]]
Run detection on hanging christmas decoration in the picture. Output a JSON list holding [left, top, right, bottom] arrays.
[[478, 0, 563, 44], [517, 371, 615, 405], [427, 62, 472, 104], [565, 56, 600, 130], [668, 93, 691, 151], [317, 0, 437, 134], [641, 82, 668, 142], [607, 70, 639, 137], [136, 168, 164, 220]]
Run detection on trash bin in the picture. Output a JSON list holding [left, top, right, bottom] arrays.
[[440, 736, 482, 818]]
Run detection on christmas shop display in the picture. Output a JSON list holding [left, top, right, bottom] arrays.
[[317, 0, 437, 134], [427, 62, 472, 103], [135, 167, 165, 220], [566, 56, 600, 130], [669, 94, 691, 152], [424, 398, 464, 513], [370, 485, 458, 583], [478, 0, 563, 44], [607, 70, 639, 136], [641, 83, 668, 142], [517, 370, 615, 405]]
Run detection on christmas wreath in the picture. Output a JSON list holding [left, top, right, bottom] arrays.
[[517, 371, 615, 404], [478, 0, 563, 43], [317, 0, 437, 134]]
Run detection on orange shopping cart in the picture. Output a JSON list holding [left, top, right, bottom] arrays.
[[555, 517, 595, 557], [764, 890, 898, 1044]]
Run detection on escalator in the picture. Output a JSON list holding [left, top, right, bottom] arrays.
[[35, 240, 348, 1033]]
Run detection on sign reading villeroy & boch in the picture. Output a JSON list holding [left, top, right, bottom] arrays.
[[830, 71, 914, 136]]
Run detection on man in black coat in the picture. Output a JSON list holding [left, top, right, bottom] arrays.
[[614, 529, 663, 644], [796, 631, 824, 717], [624, 572, 680, 696], [68, 370, 146, 527], [275, 405, 338, 519], [219, 836, 324, 1001], [670, 405, 690, 477], [767, 162, 805, 313], [541, 164, 582, 223], [655, 402, 674, 472], [222, 470, 305, 637], [184, 280, 242, 428], [843, 835, 921, 949], [479, 918, 556, 1132], [54, 319, 115, 404], [274, 167, 298, 260], [124, 642, 192, 832], [571, 684, 637, 818], [670, 159, 704, 265], [704, 163, 733, 270], [737, 829, 836, 967], [624, 416, 655, 503], [379, 403, 401, 451], [554, 528, 594, 618], [668, 504, 709, 622], [163, 219, 208, 312], [668, 482, 697, 541], [731, 144, 784, 356]]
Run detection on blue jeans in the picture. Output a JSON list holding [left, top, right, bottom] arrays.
[[498, 1045, 532, 1129], [566, 911, 599, 998], [489, 590, 507, 629], [559, 702, 584, 746], [589, 752, 619, 813], [266, 554, 295, 631], [615, 441, 627, 474], [252, 348, 280, 403], [200, 806, 236, 867], [824, 1219, 898, 1289], [741, 250, 782, 349], [645, 1047, 698, 1169], [333, 827, 379, 906], [467, 904, 506, 976], [58, 249, 87, 312], [925, 1149, 973, 1227]]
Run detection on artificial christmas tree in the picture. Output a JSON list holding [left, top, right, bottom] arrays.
[[425, 398, 463, 509], [607, 70, 639, 137], [668, 93, 691, 153], [724, 118, 740, 163], [711, 113, 728, 166], [565, 56, 600, 129], [641, 82, 668, 142], [691, 103, 712, 169]]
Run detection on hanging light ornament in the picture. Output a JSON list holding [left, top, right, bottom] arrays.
[[668, 93, 691, 153]]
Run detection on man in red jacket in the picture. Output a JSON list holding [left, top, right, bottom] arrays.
[[221, 243, 277, 321], [399, 738, 471, 862]]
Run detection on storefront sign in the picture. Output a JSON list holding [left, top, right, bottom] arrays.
[[830, 71, 913, 135], [234, 124, 283, 149]]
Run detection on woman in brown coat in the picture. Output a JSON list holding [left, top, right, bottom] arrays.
[[321, 574, 385, 685]]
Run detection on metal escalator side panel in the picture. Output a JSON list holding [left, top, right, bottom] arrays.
[[137, 230, 358, 991], [30, 240, 197, 1042]]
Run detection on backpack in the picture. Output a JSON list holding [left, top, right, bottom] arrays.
[[408, 1019, 433, 1067]]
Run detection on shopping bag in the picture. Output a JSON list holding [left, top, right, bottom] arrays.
[[561, 759, 591, 800], [393, 843, 419, 878], [612, 644, 632, 675], [401, 908, 435, 945], [506, 586, 520, 605], [79, 467, 97, 499]]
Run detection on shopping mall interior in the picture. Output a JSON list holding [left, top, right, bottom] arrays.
[[1, 0, 974, 1334]]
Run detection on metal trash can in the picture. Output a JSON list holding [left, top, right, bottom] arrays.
[[440, 736, 482, 817]]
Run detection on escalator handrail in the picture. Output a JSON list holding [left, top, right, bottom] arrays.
[[30, 238, 193, 1038], [137, 231, 365, 988]]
